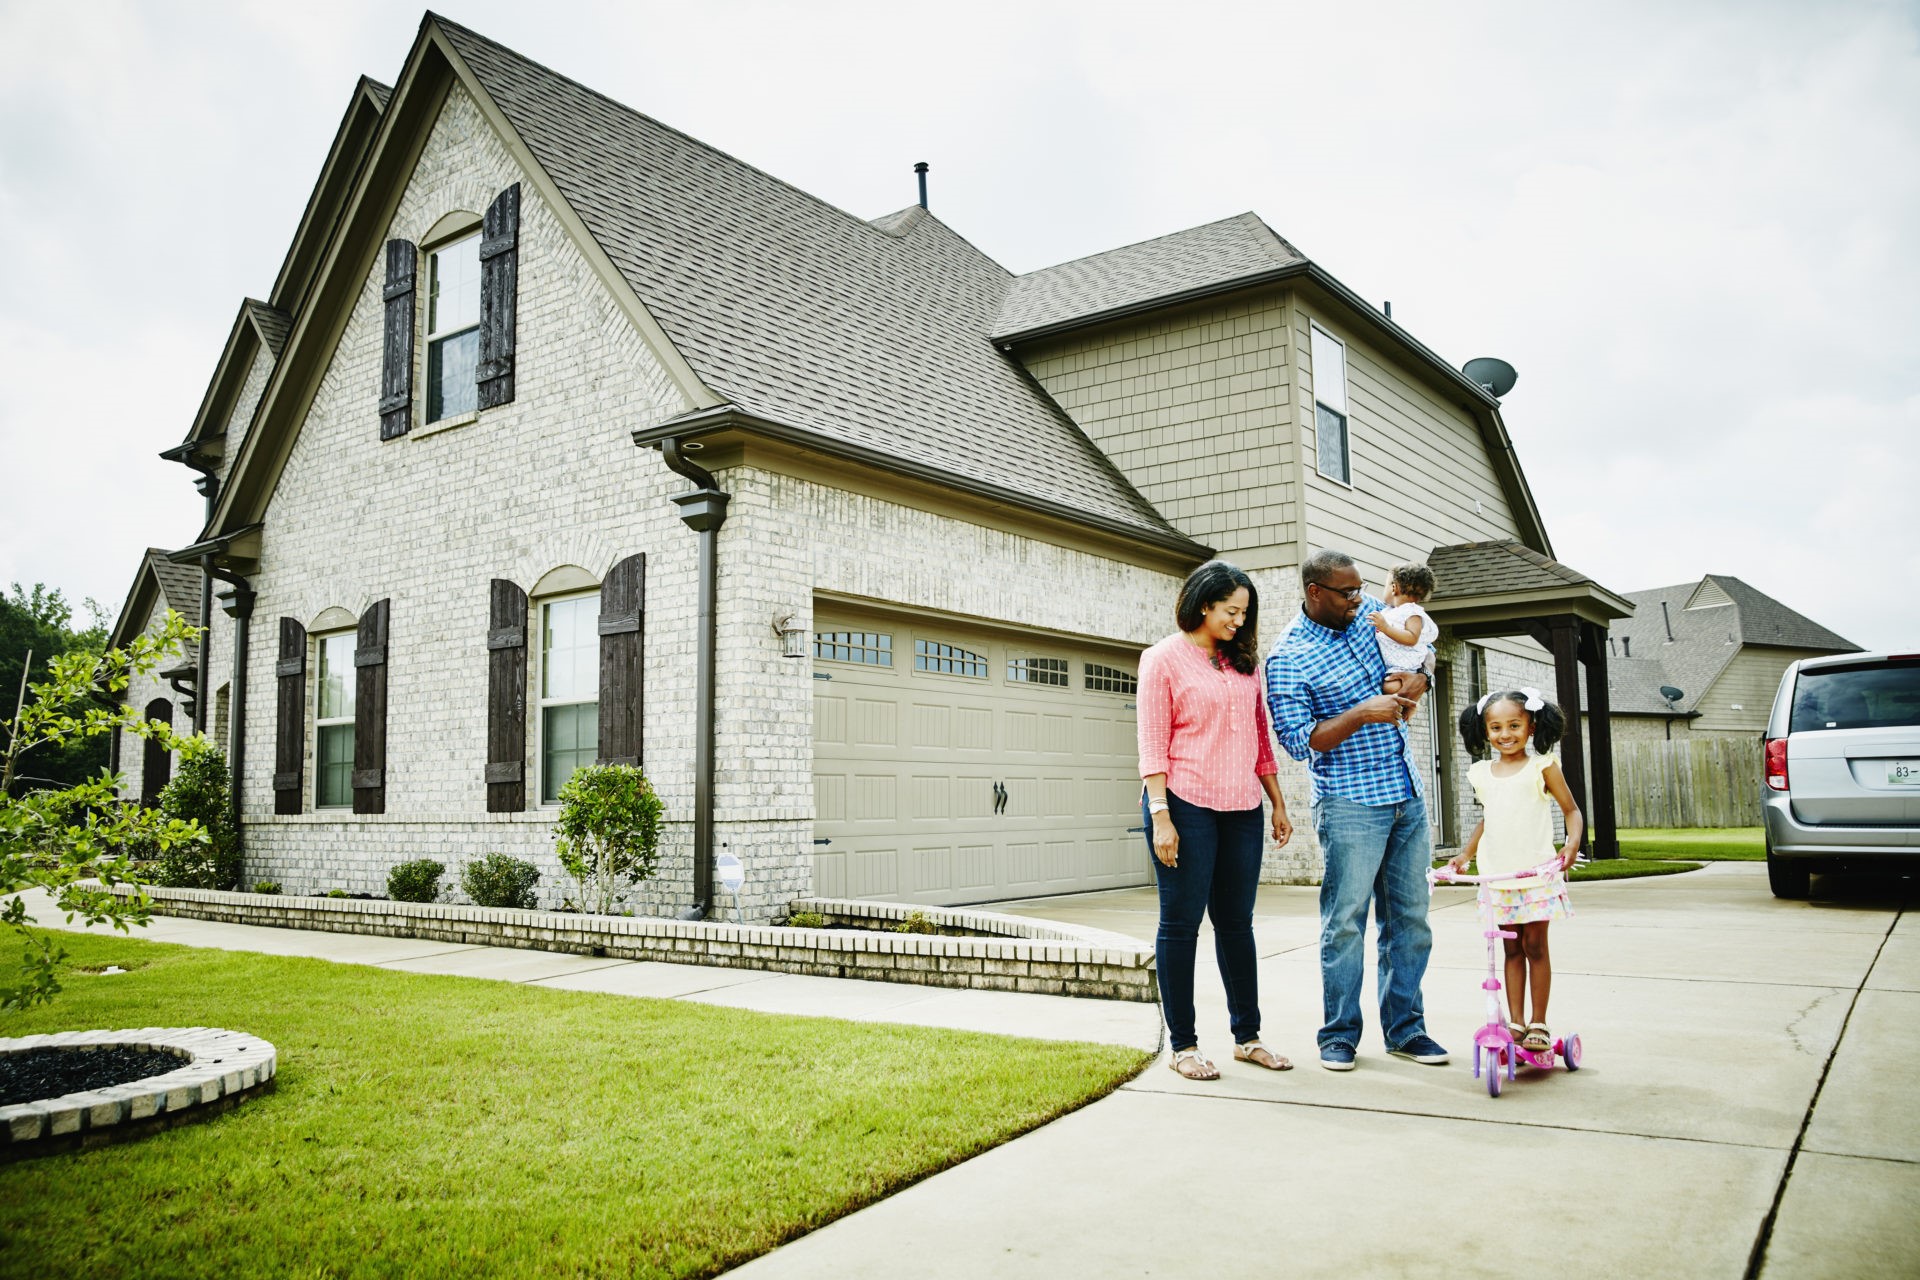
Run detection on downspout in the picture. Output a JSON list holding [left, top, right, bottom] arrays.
[[209, 567, 254, 883], [189, 469, 220, 734], [656, 437, 729, 921]]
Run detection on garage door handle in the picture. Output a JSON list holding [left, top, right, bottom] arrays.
[[1127, 825, 1146, 834], [813, 838, 832, 846]]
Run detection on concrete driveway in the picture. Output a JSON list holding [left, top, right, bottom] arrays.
[[730, 863, 1917, 1279]]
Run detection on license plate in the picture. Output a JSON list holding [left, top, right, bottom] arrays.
[[1890, 760, 1920, 786]]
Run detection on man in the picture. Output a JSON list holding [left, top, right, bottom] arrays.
[[1264, 549, 1449, 1071]]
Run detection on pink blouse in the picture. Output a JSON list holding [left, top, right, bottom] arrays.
[[1136, 633, 1279, 812]]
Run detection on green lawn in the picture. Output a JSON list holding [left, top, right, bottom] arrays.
[[1569, 857, 1704, 882], [1617, 826, 1765, 861], [1, 933, 1148, 1279]]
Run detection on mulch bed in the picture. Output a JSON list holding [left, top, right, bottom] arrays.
[[0, 1047, 183, 1106]]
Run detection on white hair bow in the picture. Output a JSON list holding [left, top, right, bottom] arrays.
[[1520, 687, 1546, 711], [1475, 692, 1493, 713]]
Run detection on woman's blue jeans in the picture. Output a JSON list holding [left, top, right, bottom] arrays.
[[1143, 789, 1264, 1052], [1312, 793, 1433, 1052]]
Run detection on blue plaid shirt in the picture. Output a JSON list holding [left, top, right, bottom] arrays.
[[1264, 595, 1423, 806]]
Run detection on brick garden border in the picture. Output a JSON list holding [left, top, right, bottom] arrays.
[[1, 1027, 277, 1159], [114, 885, 1158, 1002]]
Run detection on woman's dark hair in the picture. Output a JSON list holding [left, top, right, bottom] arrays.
[[1457, 689, 1566, 759], [1176, 560, 1259, 675]]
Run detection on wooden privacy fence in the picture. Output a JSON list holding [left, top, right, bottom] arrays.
[[1610, 736, 1763, 828]]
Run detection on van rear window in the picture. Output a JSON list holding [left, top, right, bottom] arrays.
[[1790, 660, 1920, 732]]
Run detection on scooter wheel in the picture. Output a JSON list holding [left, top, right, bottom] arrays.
[[1564, 1033, 1582, 1071], [1486, 1049, 1503, 1097]]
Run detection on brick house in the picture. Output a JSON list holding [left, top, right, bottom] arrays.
[[120, 14, 1619, 916]]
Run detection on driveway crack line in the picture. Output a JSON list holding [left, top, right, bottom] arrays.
[[1743, 903, 1902, 1280]]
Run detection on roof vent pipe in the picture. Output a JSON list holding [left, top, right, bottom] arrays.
[[1660, 600, 1675, 642], [1384, 301, 1392, 319], [915, 161, 929, 210]]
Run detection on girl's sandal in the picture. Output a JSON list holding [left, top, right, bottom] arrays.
[[1521, 1023, 1552, 1053], [1233, 1040, 1293, 1071], [1169, 1048, 1220, 1080], [1507, 1021, 1525, 1043]]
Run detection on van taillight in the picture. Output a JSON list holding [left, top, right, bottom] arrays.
[[1765, 738, 1789, 792]]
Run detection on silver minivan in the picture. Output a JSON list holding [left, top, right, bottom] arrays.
[[1762, 651, 1920, 897]]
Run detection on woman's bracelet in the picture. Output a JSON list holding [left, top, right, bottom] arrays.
[[1147, 799, 1170, 814]]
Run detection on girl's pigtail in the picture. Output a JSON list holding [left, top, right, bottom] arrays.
[[1530, 698, 1566, 754], [1458, 701, 1490, 760]]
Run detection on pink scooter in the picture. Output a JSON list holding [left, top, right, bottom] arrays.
[[1428, 859, 1584, 1097]]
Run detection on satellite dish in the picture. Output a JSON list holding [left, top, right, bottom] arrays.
[[1659, 685, 1685, 704], [1462, 357, 1518, 399]]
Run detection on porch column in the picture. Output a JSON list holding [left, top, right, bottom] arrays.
[[1549, 616, 1588, 842], [1579, 620, 1619, 859]]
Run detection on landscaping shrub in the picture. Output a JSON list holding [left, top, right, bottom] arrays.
[[387, 858, 445, 903], [787, 910, 827, 929], [893, 910, 938, 935], [251, 880, 281, 895], [461, 853, 540, 909], [150, 744, 240, 890], [553, 764, 662, 915]]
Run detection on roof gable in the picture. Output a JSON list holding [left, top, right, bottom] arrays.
[[267, 76, 392, 322], [107, 549, 204, 662], [438, 19, 1179, 542]]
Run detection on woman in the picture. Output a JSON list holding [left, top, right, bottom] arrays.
[[1138, 559, 1294, 1079]]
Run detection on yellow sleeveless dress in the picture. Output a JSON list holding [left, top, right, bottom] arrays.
[[1466, 752, 1574, 925]]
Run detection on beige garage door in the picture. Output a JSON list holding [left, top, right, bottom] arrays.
[[811, 607, 1149, 905]]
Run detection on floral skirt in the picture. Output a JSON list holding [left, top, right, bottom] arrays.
[[1480, 881, 1574, 925]]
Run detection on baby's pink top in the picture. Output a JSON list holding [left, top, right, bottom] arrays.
[[1136, 632, 1279, 812]]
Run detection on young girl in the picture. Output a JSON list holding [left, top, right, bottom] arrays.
[[1449, 688, 1584, 1055]]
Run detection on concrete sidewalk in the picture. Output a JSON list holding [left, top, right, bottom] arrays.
[[23, 864, 1916, 1276], [729, 863, 1917, 1279]]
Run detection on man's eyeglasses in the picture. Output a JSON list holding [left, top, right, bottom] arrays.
[[1308, 581, 1364, 601]]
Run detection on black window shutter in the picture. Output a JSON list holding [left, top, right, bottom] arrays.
[[597, 554, 645, 767], [352, 599, 390, 815], [477, 184, 520, 410], [273, 618, 307, 815], [140, 698, 174, 807], [486, 579, 528, 812], [378, 240, 418, 440]]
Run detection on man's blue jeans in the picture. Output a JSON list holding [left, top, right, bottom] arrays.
[[1143, 789, 1264, 1052], [1312, 793, 1432, 1052]]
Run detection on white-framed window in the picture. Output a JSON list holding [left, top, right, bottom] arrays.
[[314, 631, 356, 808], [1008, 656, 1069, 686], [1310, 322, 1351, 485], [814, 631, 892, 666], [425, 232, 482, 423], [538, 594, 599, 803], [1085, 663, 1138, 695], [915, 639, 987, 679]]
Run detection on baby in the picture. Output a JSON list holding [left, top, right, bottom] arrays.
[[1371, 563, 1438, 710]]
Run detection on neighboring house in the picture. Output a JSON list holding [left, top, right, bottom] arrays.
[[118, 14, 1613, 915], [106, 549, 205, 805], [1599, 576, 1860, 741]]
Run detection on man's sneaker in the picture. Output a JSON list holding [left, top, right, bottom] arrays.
[[1388, 1035, 1451, 1065], [1319, 1042, 1357, 1071]]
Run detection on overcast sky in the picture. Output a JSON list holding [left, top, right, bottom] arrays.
[[2, 0, 1915, 653]]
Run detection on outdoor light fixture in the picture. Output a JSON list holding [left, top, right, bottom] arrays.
[[773, 612, 808, 659]]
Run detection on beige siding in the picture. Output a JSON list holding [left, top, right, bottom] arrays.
[[1693, 647, 1831, 733], [1295, 306, 1520, 585], [1020, 295, 1297, 561]]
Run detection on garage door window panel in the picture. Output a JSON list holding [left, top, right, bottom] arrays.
[[915, 639, 987, 679], [815, 631, 892, 666], [1009, 656, 1070, 687], [1085, 663, 1138, 695]]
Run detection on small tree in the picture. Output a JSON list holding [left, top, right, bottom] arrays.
[[1, 611, 205, 1010], [151, 743, 240, 890], [553, 764, 663, 915]]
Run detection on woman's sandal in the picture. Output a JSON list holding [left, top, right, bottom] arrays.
[[1521, 1023, 1552, 1053], [1233, 1040, 1293, 1071], [1169, 1048, 1220, 1080]]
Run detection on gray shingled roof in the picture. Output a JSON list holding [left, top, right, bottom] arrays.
[[246, 299, 291, 359], [148, 550, 204, 626], [1601, 576, 1860, 716], [439, 21, 1181, 543], [108, 549, 203, 666], [993, 213, 1306, 340], [1426, 540, 1597, 600]]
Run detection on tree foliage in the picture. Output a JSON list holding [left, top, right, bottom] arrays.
[[1, 582, 114, 794], [2, 610, 204, 1011], [553, 764, 663, 914]]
